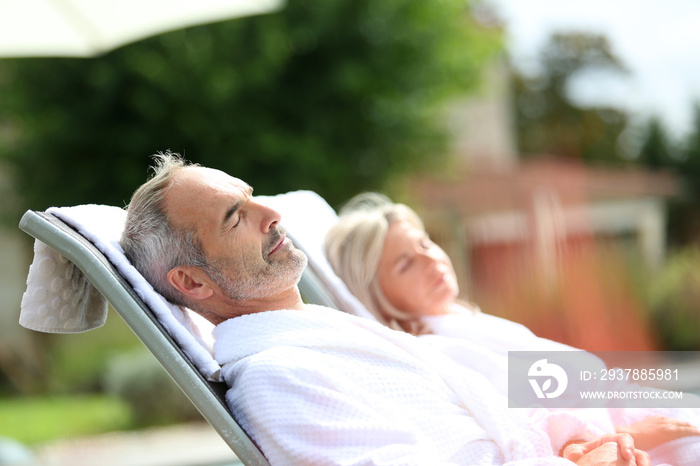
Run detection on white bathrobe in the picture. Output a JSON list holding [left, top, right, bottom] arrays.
[[420, 306, 574, 355], [214, 305, 610, 466], [419, 306, 700, 465]]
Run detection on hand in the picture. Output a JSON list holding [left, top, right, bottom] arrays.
[[568, 441, 646, 466], [616, 415, 700, 451], [562, 433, 650, 466]]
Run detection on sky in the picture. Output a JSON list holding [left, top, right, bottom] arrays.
[[486, 0, 700, 141]]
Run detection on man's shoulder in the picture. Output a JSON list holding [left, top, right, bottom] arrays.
[[214, 306, 379, 366], [215, 305, 367, 339], [240, 344, 332, 368], [225, 343, 356, 394]]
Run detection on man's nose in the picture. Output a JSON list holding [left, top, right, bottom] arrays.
[[254, 202, 281, 233]]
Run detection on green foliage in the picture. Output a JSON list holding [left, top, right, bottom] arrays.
[[678, 104, 700, 200], [0, 395, 132, 445], [102, 350, 201, 427], [512, 32, 629, 163], [657, 104, 700, 246], [0, 308, 143, 397], [41, 309, 143, 394], [0, 0, 497, 220], [648, 247, 700, 350], [637, 117, 673, 170]]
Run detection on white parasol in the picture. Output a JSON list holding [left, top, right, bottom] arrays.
[[0, 0, 283, 58]]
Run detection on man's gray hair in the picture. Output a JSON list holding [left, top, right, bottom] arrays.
[[121, 152, 208, 307]]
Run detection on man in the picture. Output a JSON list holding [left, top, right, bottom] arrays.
[[121, 152, 648, 465]]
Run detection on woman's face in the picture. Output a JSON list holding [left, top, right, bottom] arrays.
[[377, 220, 459, 316]]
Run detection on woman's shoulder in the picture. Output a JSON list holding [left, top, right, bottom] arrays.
[[421, 302, 538, 341]]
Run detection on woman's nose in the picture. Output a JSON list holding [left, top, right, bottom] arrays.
[[418, 248, 440, 266]]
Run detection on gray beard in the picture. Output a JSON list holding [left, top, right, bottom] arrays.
[[206, 247, 308, 302]]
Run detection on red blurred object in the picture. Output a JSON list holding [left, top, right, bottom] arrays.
[[412, 157, 677, 351]]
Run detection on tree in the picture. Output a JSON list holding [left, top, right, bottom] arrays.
[[667, 104, 700, 245], [637, 117, 673, 171], [681, 104, 700, 198], [512, 32, 629, 163], [0, 0, 499, 222]]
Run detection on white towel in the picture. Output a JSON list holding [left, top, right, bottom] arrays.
[[19, 204, 222, 382], [20, 238, 108, 333]]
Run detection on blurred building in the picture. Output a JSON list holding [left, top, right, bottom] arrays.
[[409, 61, 679, 352]]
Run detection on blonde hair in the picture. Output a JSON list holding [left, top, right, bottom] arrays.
[[324, 193, 428, 334]]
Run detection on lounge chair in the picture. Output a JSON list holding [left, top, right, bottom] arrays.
[[18, 206, 270, 466], [17, 191, 362, 466]]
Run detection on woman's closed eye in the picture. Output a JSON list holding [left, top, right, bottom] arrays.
[[420, 238, 433, 250], [398, 257, 413, 273]]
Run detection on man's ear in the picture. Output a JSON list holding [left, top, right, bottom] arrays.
[[167, 266, 215, 301]]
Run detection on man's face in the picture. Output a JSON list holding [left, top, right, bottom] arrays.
[[164, 166, 307, 301]]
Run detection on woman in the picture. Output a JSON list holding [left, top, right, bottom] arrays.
[[324, 192, 555, 354], [325, 192, 700, 465]]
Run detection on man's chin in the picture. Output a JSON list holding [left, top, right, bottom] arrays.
[[274, 248, 307, 281], [291, 251, 308, 279], [289, 246, 308, 266]]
